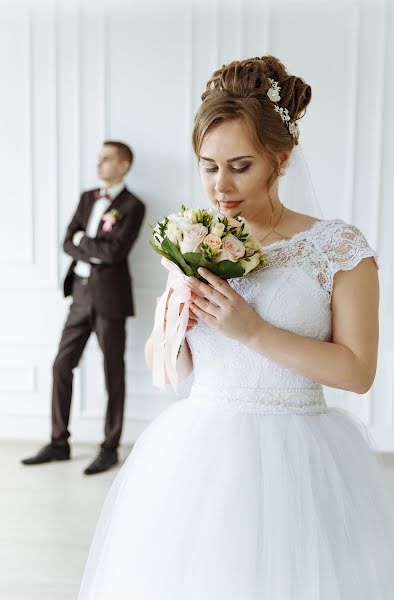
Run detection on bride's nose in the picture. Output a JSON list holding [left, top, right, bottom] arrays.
[[214, 170, 233, 197]]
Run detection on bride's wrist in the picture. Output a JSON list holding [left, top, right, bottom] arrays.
[[244, 318, 267, 352]]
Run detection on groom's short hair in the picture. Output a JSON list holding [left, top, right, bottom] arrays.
[[104, 140, 134, 169]]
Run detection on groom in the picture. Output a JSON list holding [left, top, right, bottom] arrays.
[[22, 141, 146, 474]]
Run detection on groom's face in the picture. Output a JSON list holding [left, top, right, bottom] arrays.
[[97, 145, 128, 184]]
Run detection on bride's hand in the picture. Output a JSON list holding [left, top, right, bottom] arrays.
[[186, 267, 261, 344]]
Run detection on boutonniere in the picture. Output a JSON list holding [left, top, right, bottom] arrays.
[[102, 208, 124, 232]]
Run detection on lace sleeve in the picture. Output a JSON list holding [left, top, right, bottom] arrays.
[[308, 219, 379, 301], [321, 219, 379, 275]]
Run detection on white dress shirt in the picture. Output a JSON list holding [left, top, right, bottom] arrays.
[[73, 181, 125, 278]]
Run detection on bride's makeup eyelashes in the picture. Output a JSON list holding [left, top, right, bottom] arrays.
[[201, 165, 251, 174]]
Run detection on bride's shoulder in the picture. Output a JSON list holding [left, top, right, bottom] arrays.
[[310, 217, 368, 243], [309, 218, 378, 272]]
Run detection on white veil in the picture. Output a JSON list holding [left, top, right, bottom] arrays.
[[278, 144, 325, 219]]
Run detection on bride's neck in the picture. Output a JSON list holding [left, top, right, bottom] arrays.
[[246, 196, 284, 237]]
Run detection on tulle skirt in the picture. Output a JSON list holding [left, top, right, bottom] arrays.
[[78, 390, 394, 600]]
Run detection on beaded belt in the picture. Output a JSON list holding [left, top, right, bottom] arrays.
[[189, 383, 329, 416]]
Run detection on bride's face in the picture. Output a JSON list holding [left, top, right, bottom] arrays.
[[198, 118, 277, 220]]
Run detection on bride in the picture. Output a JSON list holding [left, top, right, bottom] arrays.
[[78, 55, 394, 599]]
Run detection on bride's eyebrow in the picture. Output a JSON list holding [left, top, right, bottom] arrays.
[[199, 155, 255, 162]]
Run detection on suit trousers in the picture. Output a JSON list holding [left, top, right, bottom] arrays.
[[51, 277, 126, 450]]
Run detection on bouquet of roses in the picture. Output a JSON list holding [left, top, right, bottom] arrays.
[[150, 204, 265, 279], [149, 205, 265, 391]]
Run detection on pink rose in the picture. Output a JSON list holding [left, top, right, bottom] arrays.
[[214, 234, 245, 262], [179, 223, 208, 253]]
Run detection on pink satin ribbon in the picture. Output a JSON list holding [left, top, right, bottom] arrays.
[[151, 257, 192, 391]]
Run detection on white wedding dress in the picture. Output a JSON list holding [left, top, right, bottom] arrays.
[[78, 218, 394, 600]]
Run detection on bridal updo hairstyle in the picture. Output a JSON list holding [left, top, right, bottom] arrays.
[[192, 55, 312, 194]]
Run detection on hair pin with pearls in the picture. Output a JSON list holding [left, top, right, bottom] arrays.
[[267, 78, 300, 141]]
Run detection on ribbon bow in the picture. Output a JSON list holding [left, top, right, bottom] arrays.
[[151, 257, 192, 392], [94, 189, 112, 201]]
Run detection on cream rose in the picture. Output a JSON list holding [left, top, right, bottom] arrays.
[[227, 216, 250, 234], [214, 234, 245, 262], [226, 217, 242, 230], [202, 234, 222, 251], [244, 235, 261, 256], [179, 223, 208, 253]]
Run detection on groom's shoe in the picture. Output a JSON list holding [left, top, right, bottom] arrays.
[[83, 448, 118, 475], [21, 443, 71, 465]]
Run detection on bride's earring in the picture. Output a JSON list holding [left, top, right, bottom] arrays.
[[278, 168, 286, 177]]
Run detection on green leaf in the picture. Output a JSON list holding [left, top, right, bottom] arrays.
[[182, 252, 206, 270], [202, 214, 211, 227], [161, 237, 194, 276], [209, 260, 245, 279], [183, 252, 244, 279], [149, 240, 173, 261]]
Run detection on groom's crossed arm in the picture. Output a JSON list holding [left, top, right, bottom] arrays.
[[63, 192, 89, 262], [63, 195, 145, 265]]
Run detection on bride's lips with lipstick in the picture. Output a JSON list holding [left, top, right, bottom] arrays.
[[219, 200, 243, 209]]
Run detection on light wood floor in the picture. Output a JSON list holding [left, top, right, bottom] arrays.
[[1, 442, 394, 600], [1, 442, 132, 600]]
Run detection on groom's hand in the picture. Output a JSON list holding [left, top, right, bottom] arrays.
[[72, 231, 85, 246]]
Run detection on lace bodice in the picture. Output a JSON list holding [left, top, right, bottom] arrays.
[[186, 219, 378, 407]]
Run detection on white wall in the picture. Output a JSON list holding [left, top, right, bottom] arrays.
[[0, 0, 393, 448]]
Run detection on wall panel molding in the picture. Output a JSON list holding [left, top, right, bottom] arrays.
[[343, 3, 360, 224], [0, 0, 392, 449], [98, 1, 108, 140], [0, 366, 36, 393]]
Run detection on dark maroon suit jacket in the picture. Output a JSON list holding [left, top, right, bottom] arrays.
[[63, 187, 146, 319]]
